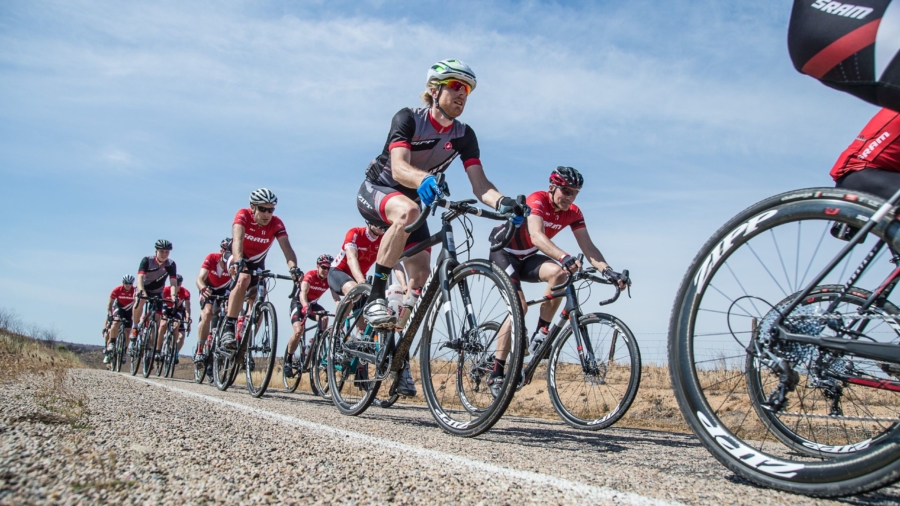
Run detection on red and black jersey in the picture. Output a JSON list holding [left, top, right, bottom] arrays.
[[163, 286, 191, 310], [789, 0, 900, 111], [832, 108, 900, 180], [365, 108, 481, 199], [110, 285, 136, 311], [333, 227, 382, 276], [138, 255, 177, 294], [298, 269, 329, 304], [492, 191, 586, 257], [200, 252, 231, 290], [234, 208, 287, 262]]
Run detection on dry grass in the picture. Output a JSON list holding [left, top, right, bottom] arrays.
[[0, 330, 83, 383]]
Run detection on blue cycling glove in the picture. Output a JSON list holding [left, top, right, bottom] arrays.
[[417, 175, 443, 207]]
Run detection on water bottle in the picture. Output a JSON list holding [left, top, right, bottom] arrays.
[[236, 316, 245, 341], [397, 289, 420, 329], [529, 327, 549, 355], [386, 283, 404, 317]]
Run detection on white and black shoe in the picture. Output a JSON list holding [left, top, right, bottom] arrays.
[[363, 298, 396, 328]]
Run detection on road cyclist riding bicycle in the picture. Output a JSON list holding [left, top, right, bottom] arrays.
[[194, 238, 233, 365], [284, 254, 336, 379], [487, 166, 630, 397], [219, 188, 302, 354], [355, 58, 529, 398], [103, 274, 136, 366], [131, 239, 178, 351], [159, 274, 191, 365]]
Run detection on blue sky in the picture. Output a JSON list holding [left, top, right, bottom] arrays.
[[0, 0, 881, 362]]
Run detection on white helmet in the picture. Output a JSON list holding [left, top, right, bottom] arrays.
[[426, 59, 477, 93], [249, 188, 277, 205]]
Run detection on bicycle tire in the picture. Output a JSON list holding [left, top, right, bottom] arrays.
[[113, 327, 126, 373], [327, 283, 380, 415], [166, 331, 178, 379], [159, 328, 173, 378], [141, 320, 157, 378], [745, 285, 900, 457], [282, 342, 302, 393], [310, 330, 331, 399], [547, 314, 641, 430], [194, 340, 207, 384], [246, 302, 278, 398], [669, 187, 900, 497], [419, 259, 525, 437], [129, 330, 141, 376], [213, 318, 234, 391]]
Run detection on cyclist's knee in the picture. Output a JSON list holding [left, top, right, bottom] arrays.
[[386, 198, 420, 226]]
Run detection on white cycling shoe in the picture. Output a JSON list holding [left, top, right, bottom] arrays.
[[364, 298, 396, 328]]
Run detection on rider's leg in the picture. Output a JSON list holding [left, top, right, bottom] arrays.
[[197, 303, 214, 354], [536, 261, 567, 325], [226, 273, 251, 319], [108, 321, 121, 348], [287, 321, 304, 356], [176, 328, 185, 353], [131, 303, 144, 338], [835, 168, 900, 202], [156, 319, 167, 352], [369, 195, 420, 301], [495, 290, 527, 362]]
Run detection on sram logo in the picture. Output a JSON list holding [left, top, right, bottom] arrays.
[[245, 234, 270, 244], [694, 210, 778, 288], [811, 0, 874, 19], [698, 412, 805, 478], [858, 132, 890, 160]]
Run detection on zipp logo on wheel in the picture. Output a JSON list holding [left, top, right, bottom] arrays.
[[698, 412, 805, 478], [694, 210, 778, 288]]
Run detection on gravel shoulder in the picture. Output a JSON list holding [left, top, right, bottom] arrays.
[[2, 369, 900, 505]]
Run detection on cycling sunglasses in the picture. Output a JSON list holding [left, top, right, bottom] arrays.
[[437, 79, 472, 95], [555, 186, 579, 198], [255, 206, 275, 214]]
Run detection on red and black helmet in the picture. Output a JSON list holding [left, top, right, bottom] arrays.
[[317, 254, 334, 268], [549, 166, 584, 190]]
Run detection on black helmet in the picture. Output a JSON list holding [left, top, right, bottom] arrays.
[[155, 239, 173, 250], [176, 274, 184, 283], [549, 166, 584, 190], [317, 254, 334, 267], [220, 237, 233, 251]]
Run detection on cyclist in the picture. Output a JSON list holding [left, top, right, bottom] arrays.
[[355, 59, 528, 392], [327, 222, 385, 299], [132, 239, 178, 343], [103, 274, 136, 365], [160, 274, 191, 363], [194, 238, 233, 363], [284, 254, 335, 378], [831, 108, 900, 202], [220, 188, 302, 352], [487, 167, 629, 396]]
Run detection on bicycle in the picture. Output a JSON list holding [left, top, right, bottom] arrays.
[[327, 176, 526, 437], [669, 186, 900, 497], [508, 260, 639, 430], [194, 294, 229, 384], [212, 268, 292, 397], [105, 316, 129, 373], [130, 294, 163, 378], [157, 306, 184, 378], [282, 309, 334, 396]]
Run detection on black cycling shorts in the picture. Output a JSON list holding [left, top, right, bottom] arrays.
[[112, 306, 133, 328], [835, 168, 900, 203], [328, 268, 355, 299], [357, 180, 431, 250], [489, 250, 555, 290], [290, 300, 327, 324], [223, 252, 263, 293], [142, 291, 165, 314]]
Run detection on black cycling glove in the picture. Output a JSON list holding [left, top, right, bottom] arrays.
[[290, 266, 303, 283], [603, 267, 627, 284], [559, 254, 577, 270]]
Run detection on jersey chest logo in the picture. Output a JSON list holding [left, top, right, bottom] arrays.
[[444, 142, 452, 150]]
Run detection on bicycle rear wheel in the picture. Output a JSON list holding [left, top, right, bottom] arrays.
[[669, 187, 900, 497], [327, 284, 380, 415], [420, 259, 525, 437], [282, 342, 302, 393], [547, 314, 641, 430], [246, 302, 278, 398], [141, 320, 157, 378], [213, 319, 236, 391], [113, 328, 126, 373], [310, 331, 331, 399]]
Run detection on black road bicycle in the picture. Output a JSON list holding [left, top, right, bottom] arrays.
[[670, 187, 900, 497], [130, 294, 163, 378], [327, 178, 526, 437], [157, 306, 185, 379], [510, 260, 639, 430], [282, 310, 334, 396], [107, 316, 128, 373], [213, 268, 291, 398], [194, 294, 229, 384]]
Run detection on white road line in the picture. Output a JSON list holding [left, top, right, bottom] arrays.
[[127, 375, 682, 506]]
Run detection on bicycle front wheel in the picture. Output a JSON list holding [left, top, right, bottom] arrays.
[[282, 342, 302, 393], [129, 332, 140, 376], [193, 341, 207, 384], [547, 314, 640, 430], [310, 331, 331, 399], [327, 283, 380, 415], [113, 328, 126, 373], [669, 187, 900, 497], [420, 259, 525, 437], [246, 302, 278, 398], [141, 320, 157, 378], [213, 319, 235, 391]]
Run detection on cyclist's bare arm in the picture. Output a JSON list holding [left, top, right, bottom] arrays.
[[389, 147, 429, 188], [528, 214, 569, 262], [345, 246, 366, 284], [135, 273, 146, 295], [196, 268, 210, 295], [572, 227, 610, 271], [276, 235, 298, 270], [465, 164, 503, 209], [231, 223, 246, 268], [107, 297, 115, 315], [299, 281, 311, 307]]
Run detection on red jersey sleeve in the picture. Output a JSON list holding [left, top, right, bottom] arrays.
[[234, 208, 252, 227], [111, 287, 121, 299], [163, 286, 172, 299], [570, 205, 586, 231], [526, 192, 549, 220], [302, 270, 317, 284], [201, 253, 217, 271], [343, 228, 359, 250], [179, 287, 190, 300], [271, 216, 287, 239]]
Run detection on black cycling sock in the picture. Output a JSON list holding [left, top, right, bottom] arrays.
[[224, 317, 236, 329], [492, 358, 506, 377], [534, 317, 551, 336], [369, 263, 391, 300]]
